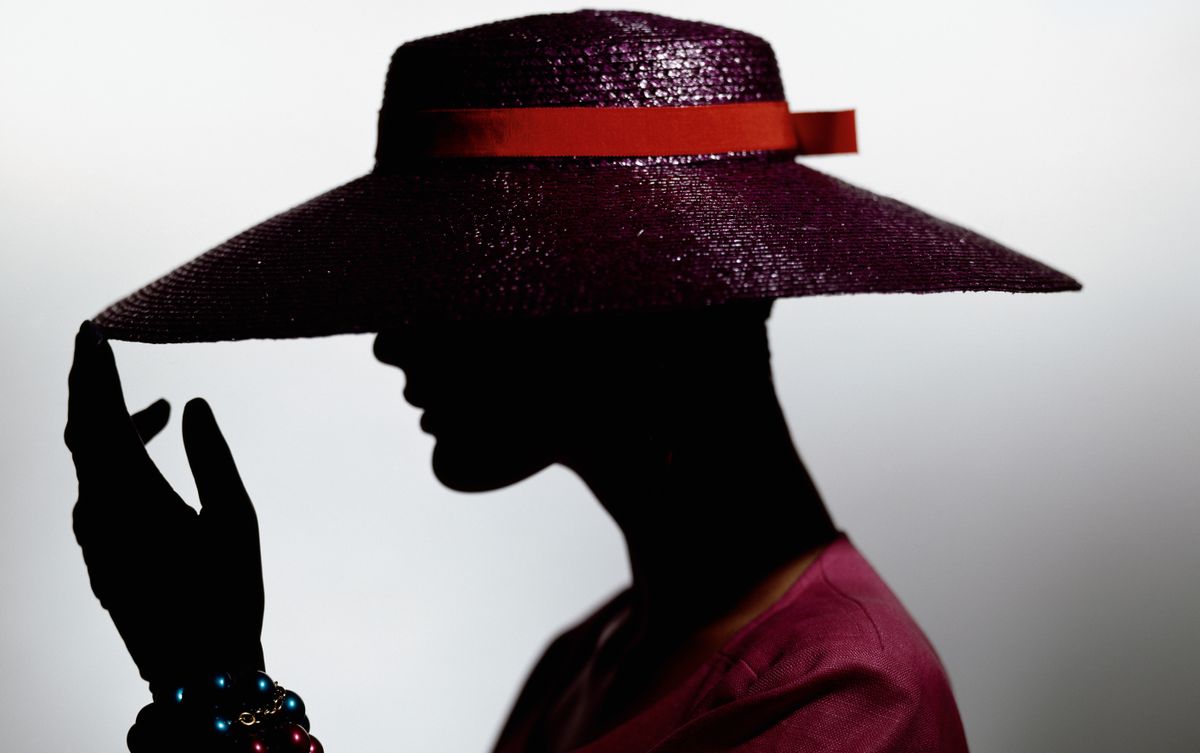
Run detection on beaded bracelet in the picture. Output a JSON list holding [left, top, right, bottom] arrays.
[[128, 670, 323, 753]]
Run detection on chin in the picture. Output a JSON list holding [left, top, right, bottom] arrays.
[[430, 437, 552, 492]]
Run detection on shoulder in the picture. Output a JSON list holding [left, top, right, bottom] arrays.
[[491, 588, 628, 752], [682, 535, 969, 752], [725, 534, 955, 678]]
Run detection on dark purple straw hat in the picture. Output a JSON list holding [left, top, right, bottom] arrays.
[[94, 9, 1080, 343]]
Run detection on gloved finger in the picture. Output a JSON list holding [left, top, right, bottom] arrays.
[[65, 321, 104, 455], [66, 321, 151, 474], [182, 398, 255, 519], [131, 399, 171, 445], [183, 398, 265, 652]]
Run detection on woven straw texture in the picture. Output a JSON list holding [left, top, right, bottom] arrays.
[[95, 10, 1080, 343]]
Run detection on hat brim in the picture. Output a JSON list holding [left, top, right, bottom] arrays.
[[94, 158, 1081, 343]]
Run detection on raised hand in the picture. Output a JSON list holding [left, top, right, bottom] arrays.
[[66, 321, 265, 699]]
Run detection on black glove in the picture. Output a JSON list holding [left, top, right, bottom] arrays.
[[66, 321, 266, 700]]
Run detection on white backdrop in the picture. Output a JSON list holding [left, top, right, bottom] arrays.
[[3, 1, 1197, 751]]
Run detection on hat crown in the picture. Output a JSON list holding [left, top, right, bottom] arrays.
[[384, 10, 784, 109], [375, 10, 786, 166]]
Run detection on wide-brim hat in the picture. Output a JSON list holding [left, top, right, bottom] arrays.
[[94, 9, 1080, 343]]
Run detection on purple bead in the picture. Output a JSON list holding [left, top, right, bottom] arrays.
[[277, 723, 310, 751], [308, 735, 324, 753], [247, 738, 270, 753]]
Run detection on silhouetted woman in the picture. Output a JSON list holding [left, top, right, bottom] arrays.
[[68, 300, 969, 752], [67, 10, 1080, 751]]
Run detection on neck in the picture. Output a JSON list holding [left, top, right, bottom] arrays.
[[560, 378, 836, 639]]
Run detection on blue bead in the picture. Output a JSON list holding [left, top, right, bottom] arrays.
[[214, 716, 233, 734], [173, 687, 185, 704], [213, 672, 234, 691], [250, 671, 275, 697], [282, 690, 305, 717]]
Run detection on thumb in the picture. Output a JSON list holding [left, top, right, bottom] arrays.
[[182, 397, 253, 517], [131, 398, 171, 445]]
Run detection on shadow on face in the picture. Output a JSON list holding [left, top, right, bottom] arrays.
[[372, 300, 773, 492]]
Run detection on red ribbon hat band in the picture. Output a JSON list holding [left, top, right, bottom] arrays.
[[406, 101, 857, 158]]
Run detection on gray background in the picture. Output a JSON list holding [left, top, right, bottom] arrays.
[[3, 0, 1197, 751]]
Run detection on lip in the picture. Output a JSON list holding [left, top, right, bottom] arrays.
[[404, 386, 426, 409]]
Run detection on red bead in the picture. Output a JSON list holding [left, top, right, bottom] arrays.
[[278, 723, 310, 751], [248, 738, 270, 753], [308, 735, 324, 753]]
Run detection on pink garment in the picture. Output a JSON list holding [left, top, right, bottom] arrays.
[[492, 533, 969, 753]]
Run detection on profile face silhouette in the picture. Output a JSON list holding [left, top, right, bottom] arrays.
[[372, 301, 774, 493], [373, 315, 566, 492]]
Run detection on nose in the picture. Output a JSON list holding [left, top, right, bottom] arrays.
[[375, 333, 423, 408], [373, 331, 403, 366]]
